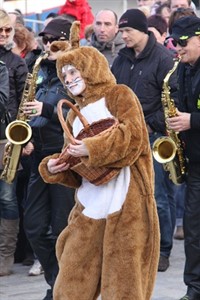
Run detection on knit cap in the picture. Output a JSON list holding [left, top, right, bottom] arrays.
[[118, 9, 148, 33]]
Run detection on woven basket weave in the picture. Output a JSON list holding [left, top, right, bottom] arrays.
[[57, 99, 120, 186]]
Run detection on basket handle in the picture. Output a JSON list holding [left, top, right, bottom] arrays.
[[57, 99, 90, 144]]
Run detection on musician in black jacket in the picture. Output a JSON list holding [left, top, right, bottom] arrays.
[[23, 18, 75, 300], [168, 16, 200, 300]]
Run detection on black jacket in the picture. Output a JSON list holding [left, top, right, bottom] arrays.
[[30, 59, 71, 153], [0, 45, 28, 121], [111, 32, 178, 133], [178, 58, 200, 163], [0, 61, 9, 116]]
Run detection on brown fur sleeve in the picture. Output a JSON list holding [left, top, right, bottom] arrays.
[[81, 84, 149, 169], [39, 153, 81, 188]]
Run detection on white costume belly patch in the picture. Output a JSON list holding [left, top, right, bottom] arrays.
[[73, 98, 130, 219]]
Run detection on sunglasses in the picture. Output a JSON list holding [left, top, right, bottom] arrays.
[[172, 38, 188, 47], [0, 27, 12, 34], [42, 36, 61, 45]]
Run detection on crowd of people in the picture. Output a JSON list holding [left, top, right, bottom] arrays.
[[0, 0, 199, 299]]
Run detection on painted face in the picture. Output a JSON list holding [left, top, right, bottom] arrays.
[[62, 65, 86, 96]]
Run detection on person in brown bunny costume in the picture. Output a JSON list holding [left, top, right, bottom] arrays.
[[39, 21, 160, 300]]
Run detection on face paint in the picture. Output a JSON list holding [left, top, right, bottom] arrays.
[[62, 65, 86, 96], [66, 77, 86, 96]]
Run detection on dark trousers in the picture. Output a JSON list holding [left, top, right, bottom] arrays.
[[184, 162, 200, 295], [24, 152, 75, 289]]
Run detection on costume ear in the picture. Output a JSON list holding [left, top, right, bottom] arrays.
[[50, 41, 71, 53], [70, 20, 80, 49]]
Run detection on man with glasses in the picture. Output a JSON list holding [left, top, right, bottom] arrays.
[[167, 15, 200, 300], [23, 18, 75, 300]]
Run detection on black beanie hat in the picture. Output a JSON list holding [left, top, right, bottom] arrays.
[[119, 9, 148, 33], [39, 18, 72, 39]]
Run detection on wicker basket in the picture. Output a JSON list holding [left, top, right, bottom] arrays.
[[57, 99, 120, 186]]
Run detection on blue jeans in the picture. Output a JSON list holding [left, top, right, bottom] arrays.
[[175, 183, 185, 226], [0, 176, 19, 219], [149, 132, 176, 258]]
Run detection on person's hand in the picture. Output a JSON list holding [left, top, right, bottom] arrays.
[[67, 139, 89, 157], [22, 141, 34, 156], [47, 158, 69, 174], [23, 99, 43, 117], [167, 109, 191, 132]]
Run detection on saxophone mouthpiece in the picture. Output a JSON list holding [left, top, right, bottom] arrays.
[[176, 54, 182, 61]]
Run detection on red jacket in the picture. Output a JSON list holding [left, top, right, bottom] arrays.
[[58, 0, 94, 38]]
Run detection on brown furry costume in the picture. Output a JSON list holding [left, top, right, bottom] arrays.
[[39, 21, 160, 300]]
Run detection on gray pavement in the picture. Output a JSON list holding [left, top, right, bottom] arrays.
[[0, 239, 186, 300]]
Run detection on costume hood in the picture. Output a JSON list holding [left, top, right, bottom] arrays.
[[51, 21, 116, 107]]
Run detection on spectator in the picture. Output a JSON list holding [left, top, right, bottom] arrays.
[[155, 2, 171, 25], [12, 24, 37, 58], [138, 5, 152, 17], [137, 0, 161, 15], [169, 0, 196, 12], [137, 0, 156, 9], [8, 10, 24, 26], [148, 14, 168, 44], [89, 9, 124, 67], [44, 12, 58, 27], [81, 23, 94, 45], [168, 7, 196, 34], [58, 0, 94, 38], [112, 8, 178, 272]]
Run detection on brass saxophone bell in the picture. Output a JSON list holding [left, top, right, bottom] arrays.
[[1, 51, 50, 184], [152, 136, 177, 164], [5, 120, 32, 145]]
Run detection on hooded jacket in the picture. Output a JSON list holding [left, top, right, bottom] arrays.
[[89, 31, 125, 67]]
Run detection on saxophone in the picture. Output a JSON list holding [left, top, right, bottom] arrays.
[[0, 51, 49, 184], [152, 56, 186, 185]]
